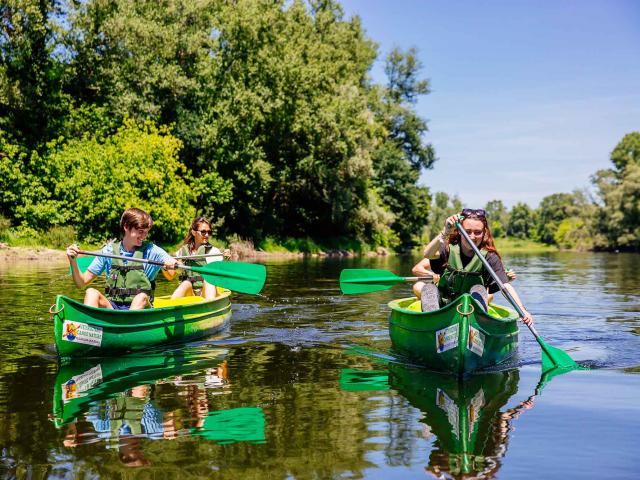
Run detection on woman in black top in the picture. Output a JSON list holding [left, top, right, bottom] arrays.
[[412, 209, 533, 325]]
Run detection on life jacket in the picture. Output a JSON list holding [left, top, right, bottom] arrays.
[[104, 242, 155, 304], [437, 244, 487, 302], [177, 244, 214, 290]]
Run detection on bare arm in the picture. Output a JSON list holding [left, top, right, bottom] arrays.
[[66, 244, 97, 288], [422, 233, 445, 259], [412, 258, 440, 284], [503, 283, 533, 325], [423, 213, 463, 259]]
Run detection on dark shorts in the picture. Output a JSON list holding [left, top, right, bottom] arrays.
[[109, 300, 131, 311]]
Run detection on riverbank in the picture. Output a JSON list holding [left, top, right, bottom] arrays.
[[494, 237, 558, 253], [0, 242, 388, 262], [0, 235, 561, 261]]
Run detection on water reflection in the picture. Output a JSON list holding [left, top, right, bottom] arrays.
[[341, 364, 538, 479], [390, 365, 535, 479], [52, 346, 265, 467]]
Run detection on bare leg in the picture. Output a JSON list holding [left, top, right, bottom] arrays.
[[129, 292, 150, 310], [84, 288, 113, 308], [170, 281, 194, 299], [202, 281, 218, 300], [413, 281, 428, 299]]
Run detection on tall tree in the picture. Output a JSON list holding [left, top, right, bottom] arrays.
[[535, 191, 591, 245], [484, 200, 509, 237], [592, 132, 640, 250], [506, 202, 536, 239], [372, 47, 435, 247], [0, 0, 66, 145]]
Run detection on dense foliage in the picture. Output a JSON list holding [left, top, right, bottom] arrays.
[[0, 0, 434, 249], [0, 1, 636, 251]]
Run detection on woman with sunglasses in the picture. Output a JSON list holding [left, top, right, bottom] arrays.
[[163, 217, 222, 300], [411, 209, 533, 325]]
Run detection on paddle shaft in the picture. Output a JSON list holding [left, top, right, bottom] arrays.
[[455, 223, 541, 338], [77, 249, 198, 273], [174, 253, 223, 260], [353, 276, 432, 283]]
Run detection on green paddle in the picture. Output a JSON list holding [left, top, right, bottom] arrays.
[[72, 250, 266, 295], [456, 221, 579, 370], [70, 252, 224, 274], [339, 268, 432, 294]]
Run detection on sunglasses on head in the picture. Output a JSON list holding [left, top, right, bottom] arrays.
[[461, 208, 487, 218]]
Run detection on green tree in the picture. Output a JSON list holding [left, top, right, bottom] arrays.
[[372, 47, 435, 247], [11, 120, 208, 243], [484, 200, 509, 237], [535, 191, 592, 244], [610, 131, 640, 172], [506, 202, 536, 239], [0, 0, 67, 145], [592, 132, 640, 250], [554, 217, 593, 251]]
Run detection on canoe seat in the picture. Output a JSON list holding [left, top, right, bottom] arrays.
[[153, 295, 205, 308]]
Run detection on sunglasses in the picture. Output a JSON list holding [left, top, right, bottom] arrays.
[[196, 229, 212, 236], [461, 208, 487, 218]]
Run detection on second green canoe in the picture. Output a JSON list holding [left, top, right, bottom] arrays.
[[51, 291, 232, 358], [388, 294, 519, 375]]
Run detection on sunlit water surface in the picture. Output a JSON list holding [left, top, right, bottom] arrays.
[[0, 252, 638, 479]]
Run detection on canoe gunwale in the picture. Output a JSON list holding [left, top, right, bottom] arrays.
[[53, 291, 232, 330]]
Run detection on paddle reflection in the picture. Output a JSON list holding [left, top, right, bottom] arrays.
[[53, 347, 265, 466], [389, 364, 535, 479]]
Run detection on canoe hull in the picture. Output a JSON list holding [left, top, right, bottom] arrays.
[[388, 294, 519, 375], [51, 292, 232, 357]]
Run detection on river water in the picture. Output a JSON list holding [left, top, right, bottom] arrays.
[[0, 252, 638, 479]]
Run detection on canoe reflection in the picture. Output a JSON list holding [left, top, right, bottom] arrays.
[[389, 364, 535, 479], [52, 347, 265, 465]]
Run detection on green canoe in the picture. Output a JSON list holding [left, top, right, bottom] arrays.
[[50, 291, 232, 357], [388, 294, 519, 374]]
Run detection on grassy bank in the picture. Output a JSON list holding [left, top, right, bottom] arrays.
[[0, 232, 383, 260], [494, 237, 557, 253]]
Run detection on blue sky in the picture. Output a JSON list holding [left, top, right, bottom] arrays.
[[340, 0, 640, 208]]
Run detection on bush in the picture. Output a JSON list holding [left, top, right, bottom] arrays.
[[0, 215, 10, 241], [13, 119, 197, 243], [42, 225, 76, 249]]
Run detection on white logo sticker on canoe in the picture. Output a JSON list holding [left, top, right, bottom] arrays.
[[62, 320, 103, 346], [467, 326, 485, 356], [436, 324, 459, 353], [61, 364, 103, 403]]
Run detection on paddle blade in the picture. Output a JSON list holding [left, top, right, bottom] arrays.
[[538, 337, 580, 370], [68, 256, 95, 275], [339, 268, 403, 295], [193, 261, 266, 295]]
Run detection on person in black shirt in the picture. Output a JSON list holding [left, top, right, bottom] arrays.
[[412, 209, 533, 325]]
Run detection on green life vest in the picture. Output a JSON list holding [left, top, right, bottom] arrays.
[[104, 242, 155, 304], [437, 244, 487, 302], [177, 244, 213, 290]]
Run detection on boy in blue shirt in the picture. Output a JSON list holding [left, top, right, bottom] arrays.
[[67, 208, 177, 310]]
